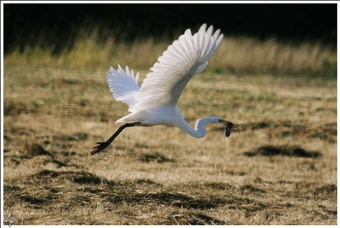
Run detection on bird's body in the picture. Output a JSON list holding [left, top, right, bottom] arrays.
[[91, 23, 239, 155]]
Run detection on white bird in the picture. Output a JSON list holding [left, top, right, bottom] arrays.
[[91, 23, 239, 155]]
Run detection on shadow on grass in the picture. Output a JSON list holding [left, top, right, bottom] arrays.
[[4, 168, 337, 225], [109, 191, 228, 210], [244, 145, 322, 158], [36, 169, 117, 186], [217, 120, 337, 143], [138, 152, 175, 163]]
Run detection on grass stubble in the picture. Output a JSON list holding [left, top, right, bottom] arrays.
[[3, 30, 337, 225]]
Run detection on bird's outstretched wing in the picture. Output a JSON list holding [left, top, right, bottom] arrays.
[[132, 23, 223, 112], [107, 65, 140, 111]]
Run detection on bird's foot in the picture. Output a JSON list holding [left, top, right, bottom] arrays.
[[90, 142, 109, 155]]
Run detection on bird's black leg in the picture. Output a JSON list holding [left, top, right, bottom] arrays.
[[90, 122, 140, 155]]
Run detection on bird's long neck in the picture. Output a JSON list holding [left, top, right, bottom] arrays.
[[176, 116, 219, 138]]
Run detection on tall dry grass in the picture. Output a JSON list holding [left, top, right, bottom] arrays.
[[214, 36, 335, 76], [4, 27, 336, 77]]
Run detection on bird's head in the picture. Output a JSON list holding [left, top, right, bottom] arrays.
[[218, 119, 240, 137]]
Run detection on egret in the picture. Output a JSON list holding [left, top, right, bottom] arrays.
[[91, 23, 239, 155]]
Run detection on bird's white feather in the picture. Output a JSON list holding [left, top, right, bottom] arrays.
[[90, 24, 234, 155], [132, 23, 223, 112], [107, 65, 140, 111]]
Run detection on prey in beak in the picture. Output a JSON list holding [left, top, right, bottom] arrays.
[[219, 119, 240, 137]]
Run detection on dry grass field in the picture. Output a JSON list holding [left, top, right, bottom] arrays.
[[3, 32, 337, 225]]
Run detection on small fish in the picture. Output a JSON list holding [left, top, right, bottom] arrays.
[[225, 122, 239, 137]]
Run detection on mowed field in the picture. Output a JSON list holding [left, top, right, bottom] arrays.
[[3, 34, 337, 225]]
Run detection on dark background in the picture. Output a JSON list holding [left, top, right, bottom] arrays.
[[4, 3, 337, 54]]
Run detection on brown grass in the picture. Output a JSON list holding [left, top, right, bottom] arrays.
[[3, 33, 337, 225]]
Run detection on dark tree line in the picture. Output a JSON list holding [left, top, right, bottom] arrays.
[[4, 3, 337, 54]]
